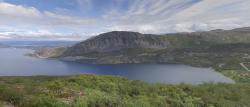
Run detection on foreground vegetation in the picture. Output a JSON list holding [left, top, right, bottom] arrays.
[[0, 75, 250, 107], [20, 29, 250, 107], [9, 43, 250, 107]]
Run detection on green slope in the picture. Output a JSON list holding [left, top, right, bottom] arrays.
[[0, 75, 250, 107]]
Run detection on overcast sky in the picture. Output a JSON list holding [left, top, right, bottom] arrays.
[[0, 0, 250, 40]]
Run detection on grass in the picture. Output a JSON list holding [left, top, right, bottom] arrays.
[[221, 70, 250, 83], [0, 101, 3, 107], [0, 75, 250, 107]]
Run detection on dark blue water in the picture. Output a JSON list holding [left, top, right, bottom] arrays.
[[0, 48, 234, 84]]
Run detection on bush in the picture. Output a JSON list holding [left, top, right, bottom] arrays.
[[0, 87, 25, 106], [82, 89, 123, 107], [0, 75, 250, 107], [29, 96, 68, 107], [0, 101, 3, 107]]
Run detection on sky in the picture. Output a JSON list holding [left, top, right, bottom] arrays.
[[0, 0, 250, 40]]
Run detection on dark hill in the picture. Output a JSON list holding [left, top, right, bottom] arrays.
[[63, 31, 169, 56], [35, 27, 250, 65]]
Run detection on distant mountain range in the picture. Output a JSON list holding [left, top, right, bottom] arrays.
[[0, 41, 78, 48], [35, 27, 250, 67]]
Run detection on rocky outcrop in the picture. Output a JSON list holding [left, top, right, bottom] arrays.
[[63, 31, 170, 56], [34, 47, 66, 58]]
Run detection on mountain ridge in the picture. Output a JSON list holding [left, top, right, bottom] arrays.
[[35, 27, 250, 66], [63, 31, 170, 56]]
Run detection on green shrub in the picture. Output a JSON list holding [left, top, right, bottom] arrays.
[[0, 75, 250, 107], [0, 101, 3, 107], [30, 96, 68, 107], [83, 89, 123, 107], [73, 97, 88, 107], [0, 87, 25, 106]]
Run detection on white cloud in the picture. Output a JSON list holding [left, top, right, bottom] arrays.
[[76, 0, 92, 11], [0, 30, 93, 40], [103, 0, 250, 34], [0, 2, 40, 17], [1, 0, 250, 40], [0, 2, 97, 40], [0, 2, 95, 26]]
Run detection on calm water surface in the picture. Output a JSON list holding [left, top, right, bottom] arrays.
[[0, 48, 234, 84]]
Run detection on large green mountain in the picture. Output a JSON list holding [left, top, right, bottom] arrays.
[[35, 27, 250, 67]]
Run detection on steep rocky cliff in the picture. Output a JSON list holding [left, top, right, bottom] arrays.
[[64, 28, 250, 54], [63, 31, 170, 56]]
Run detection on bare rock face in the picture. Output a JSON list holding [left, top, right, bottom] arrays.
[[63, 29, 250, 57], [63, 31, 170, 56], [35, 47, 66, 58]]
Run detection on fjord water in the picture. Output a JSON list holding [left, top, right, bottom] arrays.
[[0, 48, 234, 84]]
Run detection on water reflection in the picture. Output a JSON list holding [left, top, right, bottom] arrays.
[[0, 48, 234, 84]]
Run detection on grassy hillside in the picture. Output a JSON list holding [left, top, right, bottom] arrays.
[[0, 75, 250, 107]]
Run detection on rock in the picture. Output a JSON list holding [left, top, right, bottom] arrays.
[[63, 31, 169, 56], [34, 47, 66, 58]]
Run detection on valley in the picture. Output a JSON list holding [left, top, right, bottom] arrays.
[[34, 28, 250, 83], [1, 0, 250, 106], [1, 28, 250, 107]]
